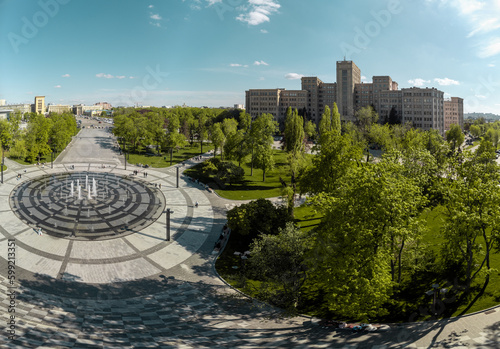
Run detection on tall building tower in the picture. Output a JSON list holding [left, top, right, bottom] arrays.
[[34, 96, 45, 114], [444, 97, 464, 131], [336, 60, 361, 121]]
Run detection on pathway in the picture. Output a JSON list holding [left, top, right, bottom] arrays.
[[0, 129, 498, 348]]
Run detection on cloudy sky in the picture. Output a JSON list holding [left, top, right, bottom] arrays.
[[1, 0, 500, 114]]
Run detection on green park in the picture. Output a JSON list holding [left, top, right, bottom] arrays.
[[1, 105, 500, 325]]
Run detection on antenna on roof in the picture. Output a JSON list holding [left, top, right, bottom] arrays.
[[344, 55, 346, 61]]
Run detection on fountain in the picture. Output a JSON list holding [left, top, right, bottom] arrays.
[[85, 175, 88, 190], [78, 185, 81, 200], [70, 181, 74, 197], [92, 178, 97, 197]]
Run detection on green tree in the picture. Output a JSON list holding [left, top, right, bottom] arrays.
[[25, 114, 52, 163], [284, 108, 305, 153], [226, 198, 291, 244], [300, 131, 363, 195], [210, 122, 226, 159], [318, 105, 332, 143], [249, 113, 277, 177], [307, 162, 424, 319], [331, 102, 341, 136], [248, 222, 309, 310], [445, 124, 464, 153], [304, 120, 317, 141], [442, 147, 500, 291]]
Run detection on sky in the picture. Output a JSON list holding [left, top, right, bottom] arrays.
[[1, 0, 500, 114]]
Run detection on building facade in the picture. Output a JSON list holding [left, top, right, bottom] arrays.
[[444, 97, 464, 131], [48, 104, 72, 114], [245, 60, 462, 135], [34, 96, 45, 114]]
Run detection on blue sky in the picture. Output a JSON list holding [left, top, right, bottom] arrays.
[[1, 0, 500, 114]]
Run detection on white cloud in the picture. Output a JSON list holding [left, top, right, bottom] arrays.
[[150, 22, 161, 27], [150, 14, 162, 20], [260, 29, 268, 34], [205, 0, 222, 6], [478, 38, 500, 58], [434, 77, 460, 86], [488, 63, 496, 67], [259, 77, 265, 80], [285, 73, 304, 80], [148, 4, 154, 8], [230, 63, 249, 68], [62, 74, 70, 78], [129, 76, 135, 79], [54, 85, 61, 88], [428, 0, 500, 58], [467, 17, 500, 37], [236, 0, 281, 26], [254, 60, 269, 66], [408, 78, 430, 87], [116, 76, 126, 79], [96, 73, 114, 79]]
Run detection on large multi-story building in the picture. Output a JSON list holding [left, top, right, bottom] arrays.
[[94, 102, 112, 110], [73, 104, 104, 116], [47, 104, 72, 114], [0, 103, 32, 115], [33, 96, 45, 114], [245, 89, 307, 121], [444, 97, 464, 131], [246, 60, 463, 135]]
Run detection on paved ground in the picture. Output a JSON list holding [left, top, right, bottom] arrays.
[[0, 129, 499, 348]]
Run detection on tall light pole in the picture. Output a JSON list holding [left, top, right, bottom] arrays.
[[1, 146, 4, 184], [166, 208, 174, 241]]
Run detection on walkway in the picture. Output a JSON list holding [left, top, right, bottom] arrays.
[[0, 129, 498, 348]]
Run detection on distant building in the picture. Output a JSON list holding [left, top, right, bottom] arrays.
[[246, 59, 462, 135], [94, 102, 112, 110], [47, 104, 72, 114], [73, 104, 103, 116], [245, 88, 307, 121], [33, 96, 45, 114], [234, 104, 244, 109], [0, 99, 6, 106], [0, 103, 32, 115], [444, 97, 464, 131], [0, 110, 13, 120]]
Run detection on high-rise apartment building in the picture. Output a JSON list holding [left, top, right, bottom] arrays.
[[336, 60, 361, 122], [34, 96, 45, 114], [245, 59, 462, 135], [444, 97, 464, 131]]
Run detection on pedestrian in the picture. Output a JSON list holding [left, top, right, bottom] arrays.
[[159, 183, 162, 189], [195, 201, 199, 208]]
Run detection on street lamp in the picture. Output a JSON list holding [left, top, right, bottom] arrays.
[[425, 283, 448, 316], [1, 146, 4, 184], [165, 208, 174, 241]]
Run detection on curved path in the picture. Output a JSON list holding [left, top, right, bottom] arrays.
[[0, 128, 498, 348]]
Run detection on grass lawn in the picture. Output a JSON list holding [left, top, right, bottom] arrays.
[[419, 205, 500, 318], [294, 204, 322, 233], [185, 149, 295, 200], [125, 143, 215, 168], [217, 202, 500, 322]]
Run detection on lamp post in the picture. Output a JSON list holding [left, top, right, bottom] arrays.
[[51, 150, 55, 169], [165, 208, 174, 241], [176, 166, 179, 188], [1, 146, 4, 184], [425, 283, 448, 316]]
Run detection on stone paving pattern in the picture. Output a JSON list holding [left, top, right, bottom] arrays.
[[0, 127, 498, 348]]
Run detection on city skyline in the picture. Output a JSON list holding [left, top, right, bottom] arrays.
[[1, 0, 500, 113]]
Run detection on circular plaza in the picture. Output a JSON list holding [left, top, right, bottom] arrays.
[[10, 172, 165, 240]]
